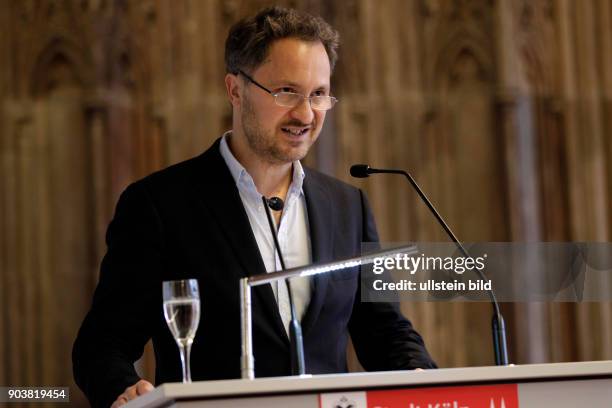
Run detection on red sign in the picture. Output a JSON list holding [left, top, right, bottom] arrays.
[[366, 383, 518, 408]]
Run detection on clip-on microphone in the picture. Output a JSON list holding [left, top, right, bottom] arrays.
[[261, 196, 306, 376]]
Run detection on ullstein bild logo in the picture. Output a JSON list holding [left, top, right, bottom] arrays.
[[320, 384, 518, 408]]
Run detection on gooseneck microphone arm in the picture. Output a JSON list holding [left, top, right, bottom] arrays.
[[350, 164, 509, 366], [261, 196, 306, 376]]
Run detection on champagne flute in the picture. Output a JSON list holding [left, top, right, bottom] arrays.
[[163, 279, 201, 383]]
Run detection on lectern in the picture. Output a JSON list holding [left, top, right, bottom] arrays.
[[124, 361, 612, 408]]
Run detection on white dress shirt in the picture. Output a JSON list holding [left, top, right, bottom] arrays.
[[219, 132, 312, 330]]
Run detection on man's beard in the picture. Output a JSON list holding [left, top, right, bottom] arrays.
[[241, 95, 314, 164]]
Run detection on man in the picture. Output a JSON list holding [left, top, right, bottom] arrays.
[[73, 6, 436, 408]]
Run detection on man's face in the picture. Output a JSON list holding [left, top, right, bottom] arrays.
[[238, 38, 331, 164]]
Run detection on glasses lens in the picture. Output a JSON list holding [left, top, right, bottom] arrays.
[[275, 92, 303, 108], [311, 96, 336, 111], [274, 93, 337, 111]]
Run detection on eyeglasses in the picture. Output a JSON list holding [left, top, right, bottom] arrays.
[[238, 70, 338, 111]]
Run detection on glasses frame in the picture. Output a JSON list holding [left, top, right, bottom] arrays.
[[238, 70, 338, 111]]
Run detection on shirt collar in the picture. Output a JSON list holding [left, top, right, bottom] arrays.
[[219, 131, 305, 196], [219, 131, 248, 185], [289, 157, 305, 196]]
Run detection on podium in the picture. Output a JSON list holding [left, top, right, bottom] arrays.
[[125, 361, 612, 408]]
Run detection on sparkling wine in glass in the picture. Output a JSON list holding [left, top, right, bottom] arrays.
[[163, 279, 201, 383]]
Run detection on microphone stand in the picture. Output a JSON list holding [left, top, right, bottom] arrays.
[[261, 196, 306, 376], [351, 165, 509, 366]]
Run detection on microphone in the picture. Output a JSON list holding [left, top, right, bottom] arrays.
[[350, 164, 509, 366], [266, 196, 284, 211], [349, 164, 371, 178], [261, 196, 306, 376]]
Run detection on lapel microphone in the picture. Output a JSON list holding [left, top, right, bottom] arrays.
[[261, 196, 306, 376], [350, 164, 509, 366], [266, 196, 284, 211]]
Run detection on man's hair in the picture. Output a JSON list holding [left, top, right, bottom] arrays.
[[225, 6, 340, 75]]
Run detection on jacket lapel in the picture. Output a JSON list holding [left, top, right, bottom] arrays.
[[189, 139, 289, 341], [300, 170, 334, 335]]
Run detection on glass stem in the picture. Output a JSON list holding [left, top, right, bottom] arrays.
[[179, 342, 192, 383]]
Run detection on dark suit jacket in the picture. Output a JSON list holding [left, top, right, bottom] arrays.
[[73, 139, 436, 408]]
